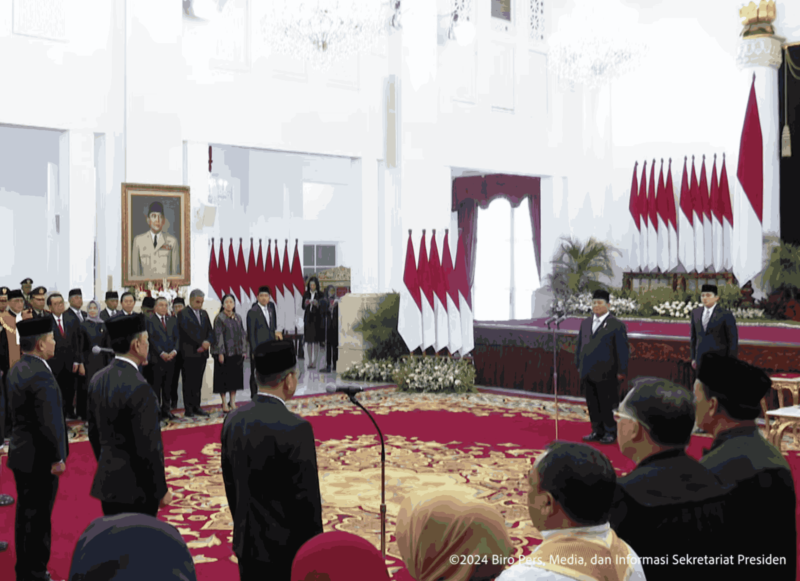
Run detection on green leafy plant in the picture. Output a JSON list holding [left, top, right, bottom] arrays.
[[547, 237, 618, 306], [352, 293, 410, 362], [763, 238, 800, 297]]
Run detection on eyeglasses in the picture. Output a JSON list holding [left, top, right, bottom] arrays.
[[613, 407, 649, 429]]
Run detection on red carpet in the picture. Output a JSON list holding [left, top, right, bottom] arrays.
[[481, 317, 800, 344], [1, 389, 799, 579]]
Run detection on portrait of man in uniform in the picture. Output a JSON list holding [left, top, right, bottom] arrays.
[[122, 184, 191, 287]]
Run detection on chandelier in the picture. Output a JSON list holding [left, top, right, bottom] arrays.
[[547, 2, 646, 90], [208, 176, 232, 205], [261, 1, 389, 70]]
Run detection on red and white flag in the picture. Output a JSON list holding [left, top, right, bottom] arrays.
[[665, 159, 679, 271], [291, 240, 306, 335], [678, 158, 695, 272], [656, 160, 669, 272], [417, 233, 436, 350], [247, 239, 257, 299], [272, 239, 285, 332], [282, 242, 295, 332], [227, 239, 238, 300], [429, 231, 449, 352], [398, 232, 423, 352], [442, 231, 463, 355], [720, 156, 734, 271], [691, 157, 704, 272], [639, 161, 649, 272], [734, 75, 764, 287], [710, 156, 724, 272], [628, 162, 640, 271], [699, 158, 714, 270], [454, 232, 474, 356], [209, 239, 222, 301], [647, 160, 658, 271]]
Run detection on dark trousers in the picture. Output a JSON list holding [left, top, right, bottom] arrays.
[[582, 377, 620, 436], [75, 374, 88, 420], [325, 342, 338, 370], [102, 499, 159, 518], [54, 365, 76, 418], [13, 469, 59, 581], [238, 556, 291, 581], [142, 363, 155, 389], [249, 361, 257, 399], [151, 358, 176, 415], [182, 357, 206, 412], [170, 353, 183, 406], [2, 373, 12, 439]]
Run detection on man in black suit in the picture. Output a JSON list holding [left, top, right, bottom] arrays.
[[140, 297, 157, 387], [690, 284, 738, 374], [99, 291, 119, 321], [0, 365, 9, 552], [695, 354, 796, 579], [146, 297, 180, 420], [7, 317, 68, 581], [246, 286, 283, 399], [221, 340, 322, 581], [609, 377, 730, 581], [116, 292, 136, 317], [575, 289, 629, 444], [177, 290, 214, 418], [48, 292, 84, 420], [66, 288, 88, 322], [65, 289, 89, 420], [169, 298, 186, 409], [87, 315, 171, 517]]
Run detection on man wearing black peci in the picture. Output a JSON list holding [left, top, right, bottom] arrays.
[[87, 314, 172, 517], [100, 291, 119, 321], [690, 284, 738, 373], [246, 286, 282, 400], [177, 290, 214, 418], [221, 341, 322, 581], [146, 297, 180, 420], [7, 317, 69, 581], [48, 292, 84, 420], [575, 289, 629, 444]]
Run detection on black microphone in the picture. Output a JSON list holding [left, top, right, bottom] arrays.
[[545, 311, 566, 326], [325, 384, 364, 396], [92, 345, 115, 355]]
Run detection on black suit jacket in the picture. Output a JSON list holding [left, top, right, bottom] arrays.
[[50, 313, 82, 376], [690, 305, 738, 371], [575, 314, 629, 382], [177, 308, 214, 360], [146, 313, 180, 365], [221, 396, 323, 564], [87, 358, 168, 504], [609, 449, 729, 581], [6, 354, 69, 473], [246, 302, 278, 354], [99, 309, 118, 322], [701, 426, 796, 579]]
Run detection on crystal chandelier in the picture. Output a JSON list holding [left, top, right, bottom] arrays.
[[208, 176, 232, 205], [261, 1, 389, 70], [547, 2, 645, 90]]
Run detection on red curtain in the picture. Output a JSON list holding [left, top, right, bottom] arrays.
[[452, 174, 541, 289]]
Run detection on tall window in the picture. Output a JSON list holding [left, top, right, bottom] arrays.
[[303, 244, 337, 278], [473, 197, 540, 321]]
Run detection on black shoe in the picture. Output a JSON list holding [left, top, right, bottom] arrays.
[[0, 541, 7, 552], [600, 434, 616, 444], [324, 367, 331, 373], [184, 410, 195, 418], [195, 409, 210, 417], [171, 401, 179, 409], [582, 432, 603, 442], [0, 494, 14, 506]]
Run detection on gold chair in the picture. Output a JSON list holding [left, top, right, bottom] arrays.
[[761, 373, 800, 447]]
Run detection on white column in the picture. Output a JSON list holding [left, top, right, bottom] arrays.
[[185, 141, 211, 294], [736, 35, 782, 239], [358, 158, 379, 293]]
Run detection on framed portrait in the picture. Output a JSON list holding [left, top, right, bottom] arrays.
[[121, 183, 191, 287]]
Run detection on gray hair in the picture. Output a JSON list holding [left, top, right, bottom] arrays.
[[189, 289, 204, 299]]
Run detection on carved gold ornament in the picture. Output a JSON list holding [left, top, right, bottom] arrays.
[[739, 1, 777, 37]]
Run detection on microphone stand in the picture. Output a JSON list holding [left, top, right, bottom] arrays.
[[546, 314, 565, 440], [346, 393, 387, 557]]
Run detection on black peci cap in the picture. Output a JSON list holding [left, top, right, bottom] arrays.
[[253, 341, 296, 376]]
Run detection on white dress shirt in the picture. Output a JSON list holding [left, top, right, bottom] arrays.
[[592, 311, 611, 334], [261, 304, 270, 327], [702, 304, 716, 330], [114, 355, 139, 370], [496, 523, 646, 581], [11, 309, 22, 345]]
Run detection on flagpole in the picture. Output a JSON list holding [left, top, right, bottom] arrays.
[[422, 229, 427, 358]]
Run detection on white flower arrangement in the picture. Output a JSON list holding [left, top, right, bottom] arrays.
[[340, 359, 400, 382], [564, 293, 639, 316], [137, 291, 147, 301], [653, 300, 702, 318], [340, 356, 476, 393], [731, 307, 766, 319]]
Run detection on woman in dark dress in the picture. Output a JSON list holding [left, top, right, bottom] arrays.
[[302, 276, 323, 369], [212, 294, 247, 413], [321, 285, 339, 373], [80, 300, 111, 420]]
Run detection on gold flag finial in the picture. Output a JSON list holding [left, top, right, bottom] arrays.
[[739, 1, 776, 37]]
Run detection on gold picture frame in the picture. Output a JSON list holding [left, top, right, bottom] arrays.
[[121, 183, 191, 287]]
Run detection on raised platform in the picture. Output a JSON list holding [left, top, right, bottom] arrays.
[[473, 317, 800, 411]]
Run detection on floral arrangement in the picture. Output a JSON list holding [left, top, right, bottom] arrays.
[[563, 293, 639, 316], [731, 307, 766, 319], [652, 300, 702, 318], [340, 359, 400, 383], [128, 280, 189, 303], [393, 356, 476, 393]]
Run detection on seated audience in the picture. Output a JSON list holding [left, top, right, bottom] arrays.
[[395, 491, 512, 581], [69, 512, 197, 580], [497, 442, 645, 581], [608, 376, 729, 581], [291, 531, 389, 580], [696, 353, 797, 579]]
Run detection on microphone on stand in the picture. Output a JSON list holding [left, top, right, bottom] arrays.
[[545, 311, 566, 329], [325, 384, 364, 396], [92, 345, 115, 355]]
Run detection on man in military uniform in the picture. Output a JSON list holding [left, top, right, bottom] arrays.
[[87, 315, 172, 517], [0, 286, 8, 313], [696, 353, 796, 579], [30, 286, 48, 318], [131, 201, 180, 278], [7, 317, 68, 581], [100, 291, 119, 321], [20, 278, 33, 310]]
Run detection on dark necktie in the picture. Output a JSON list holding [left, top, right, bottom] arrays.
[[195, 310, 202, 325], [57, 318, 64, 337], [153, 234, 158, 249], [161, 316, 167, 330]]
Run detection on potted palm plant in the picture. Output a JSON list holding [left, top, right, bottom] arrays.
[[546, 236, 617, 313], [760, 237, 800, 321]]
